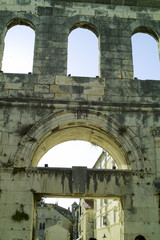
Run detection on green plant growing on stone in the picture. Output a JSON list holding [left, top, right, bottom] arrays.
[[28, 137, 37, 142], [118, 126, 127, 136], [32, 226, 36, 240], [18, 124, 34, 136], [11, 204, 29, 222], [12, 167, 26, 175]]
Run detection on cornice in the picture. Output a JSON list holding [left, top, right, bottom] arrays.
[[0, 98, 160, 113], [51, 0, 160, 9]]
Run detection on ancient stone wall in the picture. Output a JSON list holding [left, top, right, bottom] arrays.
[[0, 1, 160, 240]]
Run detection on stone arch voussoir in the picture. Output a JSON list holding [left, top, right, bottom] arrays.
[[129, 20, 159, 41], [6, 17, 35, 32], [65, 15, 103, 37]]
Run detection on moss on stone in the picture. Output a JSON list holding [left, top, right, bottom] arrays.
[[118, 126, 127, 136], [12, 205, 29, 222], [12, 209, 29, 222], [12, 167, 26, 175]]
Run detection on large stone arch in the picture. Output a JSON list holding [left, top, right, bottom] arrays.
[[14, 109, 144, 170]]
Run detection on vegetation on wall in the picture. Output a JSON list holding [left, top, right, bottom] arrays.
[[118, 126, 127, 136], [11, 204, 29, 222], [12, 167, 26, 175], [18, 124, 33, 136]]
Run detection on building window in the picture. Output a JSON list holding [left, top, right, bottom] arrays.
[[113, 209, 117, 223], [94, 200, 97, 211], [53, 215, 57, 223], [46, 218, 52, 224], [57, 215, 61, 224], [67, 24, 99, 77], [131, 31, 160, 80], [94, 218, 96, 229], [43, 223, 45, 230], [2, 24, 35, 74], [100, 199, 103, 208], [100, 216, 103, 227], [103, 214, 108, 226], [39, 223, 42, 230], [135, 235, 146, 240]]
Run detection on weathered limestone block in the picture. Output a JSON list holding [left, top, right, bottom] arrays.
[[0, 170, 34, 240]]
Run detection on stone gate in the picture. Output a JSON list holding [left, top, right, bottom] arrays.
[[0, 0, 160, 239]]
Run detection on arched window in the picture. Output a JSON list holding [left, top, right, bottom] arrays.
[[2, 24, 35, 74], [131, 30, 160, 80], [39, 223, 42, 230], [67, 24, 99, 77], [42, 222, 45, 230], [135, 235, 146, 240], [113, 208, 117, 223]]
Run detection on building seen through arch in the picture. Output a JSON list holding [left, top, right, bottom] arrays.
[[36, 146, 122, 240], [78, 151, 121, 240]]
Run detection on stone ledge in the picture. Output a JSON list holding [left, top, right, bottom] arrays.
[[47, 0, 160, 8]]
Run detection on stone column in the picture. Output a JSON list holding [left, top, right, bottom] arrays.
[[0, 168, 34, 240], [122, 183, 159, 240]]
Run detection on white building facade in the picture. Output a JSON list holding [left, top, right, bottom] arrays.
[[94, 151, 122, 240]]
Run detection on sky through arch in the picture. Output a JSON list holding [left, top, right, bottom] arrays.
[[38, 140, 103, 168]]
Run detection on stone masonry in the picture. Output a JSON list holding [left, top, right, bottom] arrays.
[[0, 0, 160, 240]]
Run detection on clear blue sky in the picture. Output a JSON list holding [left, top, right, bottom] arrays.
[[2, 25, 160, 208], [132, 33, 160, 80], [2, 25, 160, 79]]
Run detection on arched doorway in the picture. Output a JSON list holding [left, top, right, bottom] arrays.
[[13, 110, 144, 240]]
